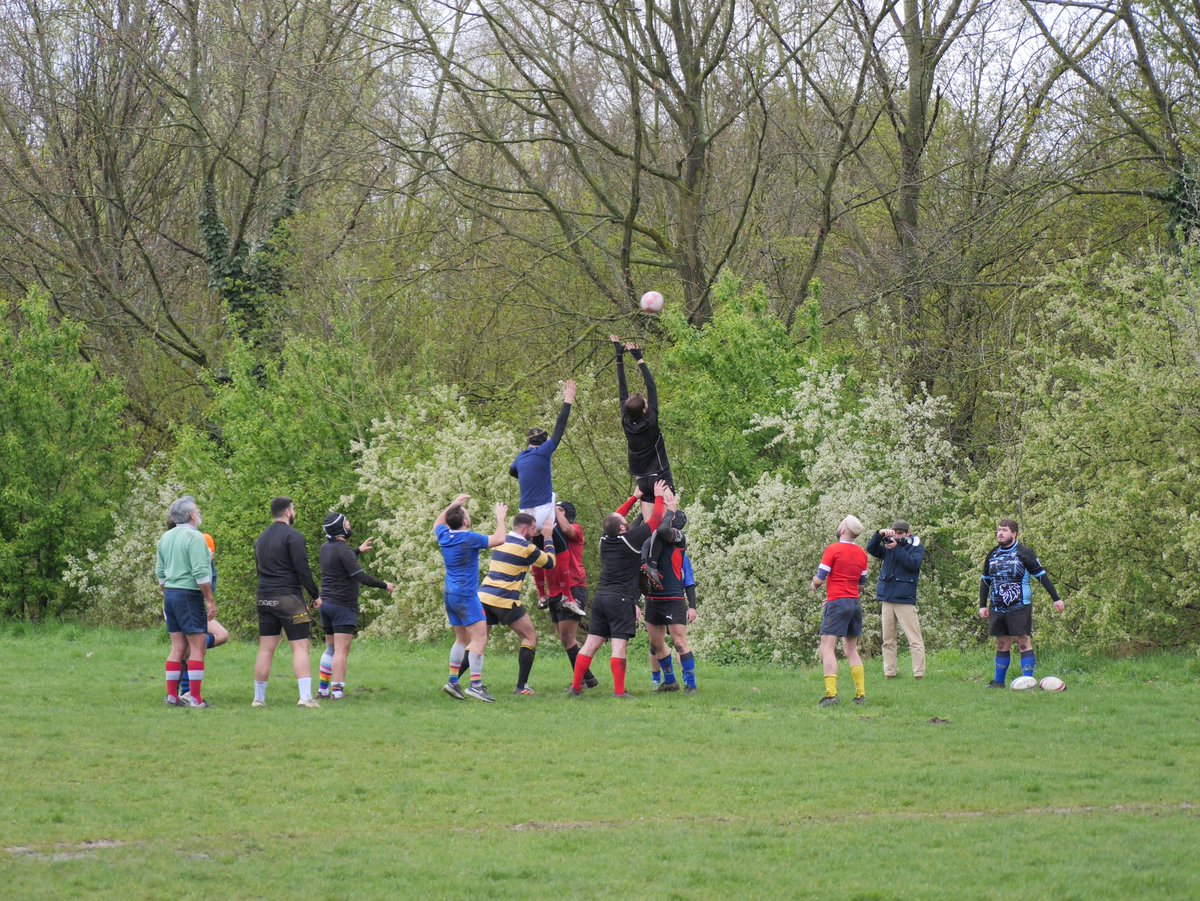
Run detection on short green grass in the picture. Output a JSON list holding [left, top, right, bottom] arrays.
[[2, 624, 1198, 899]]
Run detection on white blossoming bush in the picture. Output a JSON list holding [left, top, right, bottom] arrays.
[[687, 364, 967, 664], [353, 387, 515, 642], [62, 463, 189, 628]]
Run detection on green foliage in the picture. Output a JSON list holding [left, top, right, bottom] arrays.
[[167, 332, 391, 635], [659, 272, 815, 496], [0, 292, 134, 620], [956, 245, 1200, 649], [689, 364, 963, 664]]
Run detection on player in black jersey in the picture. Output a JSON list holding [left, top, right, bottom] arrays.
[[316, 512, 394, 700], [612, 337, 673, 522], [642, 487, 697, 692], [568, 481, 669, 698]]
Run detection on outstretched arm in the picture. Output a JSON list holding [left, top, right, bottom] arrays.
[[612, 337, 629, 404], [487, 503, 508, 548], [548, 380, 575, 447], [627, 343, 657, 413]]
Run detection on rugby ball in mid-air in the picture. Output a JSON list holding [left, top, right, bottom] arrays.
[[1040, 676, 1066, 692], [639, 290, 665, 313], [1010, 676, 1038, 691]]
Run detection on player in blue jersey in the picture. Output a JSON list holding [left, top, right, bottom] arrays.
[[435, 494, 508, 701], [510, 380, 575, 572], [979, 519, 1064, 687]]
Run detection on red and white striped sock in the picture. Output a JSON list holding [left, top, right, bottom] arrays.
[[187, 664, 204, 703], [165, 661, 182, 699]]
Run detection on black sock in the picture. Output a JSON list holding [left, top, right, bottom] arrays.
[[566, 644, 579, 670], [459, 657, 470, 678], [517, 645, 536, 688]]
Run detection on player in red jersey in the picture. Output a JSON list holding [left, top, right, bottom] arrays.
[[811, 515, 870, 707]]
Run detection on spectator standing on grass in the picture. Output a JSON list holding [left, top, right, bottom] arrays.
[[155, 496, 216, 708], [866, 520, 926, 680], [252, 497, 322, 709], [175, 525, 229, 704], [811, 516, 870, 707], [979, 519, 1064, 687]]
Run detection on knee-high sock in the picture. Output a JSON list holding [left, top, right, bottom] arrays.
[[680, 651, 696, 689], [186, 663, 204, 703], [1020, 649, 1036, 678], [165, 660, 182, 699], [658, 652, 676, 684], [611, 657, 627, 695], [823, 674, 838, 698], [517, 644, 536, 689], [994, 651, 1011, 684], [572, 653, 593, 692], [468, 652, 484, 685], [448, 643, 467, 684], [850, 664, 865, 699], [319, 647, 334, 693]]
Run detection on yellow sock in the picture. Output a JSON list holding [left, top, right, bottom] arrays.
[[851, 664, 866, 698], [823, 675, 838, 698]]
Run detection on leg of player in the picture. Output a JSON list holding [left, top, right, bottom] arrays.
[[1016, 633, 1035, 679], [647, 623, 677, 691], [668, 622, 696, 692], [844, 636, 866, 704], [511, 613, 539, 695], [650, 651, 662, 688], [557, 611, 597, 688], [991, 635, 1013, 687], [819, 633, 840, 705], [610, 637, 631, 697], [571, 632, 607, 694], [290, 635, 316, 706], [444, 624, 471, 699], [330, 632, 353, 699], [165, 631, 187, 706], [253, 634, 280, 707], [184, 620, 229, 703], [184, 631, 208, 707], [464, 620, 491, 702], [319, 636, 335, 698]]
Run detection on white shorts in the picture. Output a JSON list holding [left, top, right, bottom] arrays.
[[520, 494, 557, 530]]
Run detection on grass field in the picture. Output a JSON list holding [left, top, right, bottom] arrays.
[[2, 623, 1198, 899]]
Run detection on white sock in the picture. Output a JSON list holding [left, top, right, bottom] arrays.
[[254, 681, 268, 703], [298, 677, 312, 701]]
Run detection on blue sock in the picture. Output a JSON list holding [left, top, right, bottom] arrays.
[[680, 651, 696, 689], [659, 653, 676, 684], [651, 670, 662, 687], [994, 652, 1011, 685], [1020, 650, 1036, 678]]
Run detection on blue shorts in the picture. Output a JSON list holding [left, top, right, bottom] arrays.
[[820, 598, 863, 638], [445, 591, 485, 628], [319, 602, 360, 635], [164, 588, 207, 635]]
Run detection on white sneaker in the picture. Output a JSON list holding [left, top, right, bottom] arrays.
[[297, 698, 321, 708], [560, 597, 585, 617], [250, 699, 266, 709]]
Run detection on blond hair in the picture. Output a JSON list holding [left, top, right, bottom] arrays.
[[838, 515, 864, 539]]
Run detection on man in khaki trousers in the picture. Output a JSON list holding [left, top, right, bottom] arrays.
[[866, 521, 926, 679]]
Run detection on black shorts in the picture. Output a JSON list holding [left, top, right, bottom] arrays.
[[588, 592, 638, 640], [548, 586, 588, 623], [257, 594, 312, 640], [989, 606, 1033, 637], [820, 598, 863, 637], [319, 601, 359, 635], [645, 597, 688, 627], [484, 601, 530, 628], [635, 469, 675, 499]]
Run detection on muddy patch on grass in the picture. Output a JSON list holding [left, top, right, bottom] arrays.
[[6, 840, 125, 862]]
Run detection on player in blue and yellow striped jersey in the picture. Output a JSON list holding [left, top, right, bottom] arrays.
[[479, 512, 556, 696]]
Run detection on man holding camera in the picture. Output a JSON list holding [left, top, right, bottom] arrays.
[[866, 520, 926, 680]]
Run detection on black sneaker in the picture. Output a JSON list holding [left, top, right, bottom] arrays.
[[442, 681, 466, 700], [818, 695, 839, 707], [583, 673, 599, 689], [986, 680, 1005, 689], [684, 685, 698, 694], [566, 687, 583, 698], [853, 695, 866, 706], [613, 691, 637, 700], [655, 681, 680, 693]]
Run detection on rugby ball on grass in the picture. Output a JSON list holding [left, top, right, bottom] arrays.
[[1010, 676, 1038, 691], [1039, 676, 1066, 692]]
